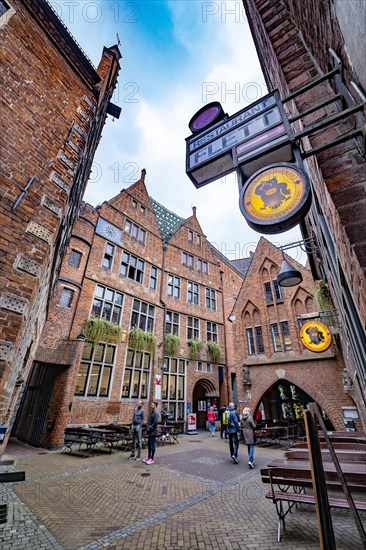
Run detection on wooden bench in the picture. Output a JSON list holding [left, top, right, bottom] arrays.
[[261, 466, 366, 542], [62, 428, 99, 458], [284, 447, 366, 462], [0, 469, 25, 524]]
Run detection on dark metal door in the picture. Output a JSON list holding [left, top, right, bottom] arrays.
[[13, 362, 60, 447]]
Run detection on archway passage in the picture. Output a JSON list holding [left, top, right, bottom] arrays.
[[192, 378, 219, 429], [255, 379, 334, 438]]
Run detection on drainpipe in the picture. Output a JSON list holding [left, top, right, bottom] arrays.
[[159, 240, 168, 373], [219, 270, 230, 406]]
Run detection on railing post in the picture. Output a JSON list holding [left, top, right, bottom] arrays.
[[304, 409, 336, 550]]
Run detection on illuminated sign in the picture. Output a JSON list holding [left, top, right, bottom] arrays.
[[300, 320, 333, 353], [189, 101, 225, 133], [186, 92, 291, 188], [238, 163, 311, 234]]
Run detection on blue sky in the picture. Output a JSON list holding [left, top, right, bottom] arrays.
[[52, 0, 304, 263]]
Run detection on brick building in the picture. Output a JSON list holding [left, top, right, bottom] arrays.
[[0, 0, 121, 450], [243, 0, 366, 428], [17, 171, 243, 448], [227, 238, 357, 433]]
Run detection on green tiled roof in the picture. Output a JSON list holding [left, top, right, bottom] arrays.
[[150, 197, 185, 242]]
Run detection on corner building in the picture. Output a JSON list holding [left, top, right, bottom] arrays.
[[227, 238, 358, 434], [0, 0, 121, 451], [243, 0, 366, 428], [31, 172, 243, 448]]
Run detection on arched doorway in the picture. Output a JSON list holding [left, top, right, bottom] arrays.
[[254, 379, 334, 437], [192, 378, 219, 429]]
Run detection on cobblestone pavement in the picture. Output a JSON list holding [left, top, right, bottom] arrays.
[[1, 434, 365, 549]]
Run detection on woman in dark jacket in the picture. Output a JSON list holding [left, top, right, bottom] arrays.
[[240, 407, 256, 468], [143, 402, 159, 465]]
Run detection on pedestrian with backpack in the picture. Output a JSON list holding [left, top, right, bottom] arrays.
[[219, 404, 228, 439], [226, 402, 240, 464]]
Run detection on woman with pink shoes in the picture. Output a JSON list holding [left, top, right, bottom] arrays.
[[143, 401, 159, 464]]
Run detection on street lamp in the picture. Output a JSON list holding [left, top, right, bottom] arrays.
[[277, 237, 319, 287]]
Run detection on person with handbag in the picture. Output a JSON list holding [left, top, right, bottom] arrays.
[[240, 407, 256, 468]]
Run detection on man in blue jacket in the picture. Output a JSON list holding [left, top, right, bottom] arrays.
[[227, 402, 240, 464]]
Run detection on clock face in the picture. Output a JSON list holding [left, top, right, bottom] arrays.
[[96, 218, 122, 244], [104, 224, 118, 239]]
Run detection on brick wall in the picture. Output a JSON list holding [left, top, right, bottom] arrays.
[[0, 0, 121, 451], [243, 0, 366, 428]]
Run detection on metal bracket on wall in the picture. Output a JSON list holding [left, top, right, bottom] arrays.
[[282, 49, 365, 158]]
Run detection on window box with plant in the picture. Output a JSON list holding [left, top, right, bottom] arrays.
[[187, 338, 203, 361], [206, 340, 221, 363], [84, 317, 122, 345], [165, 334, 180, 356], [128, 327, 157, 353]]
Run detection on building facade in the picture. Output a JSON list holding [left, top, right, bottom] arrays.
[[0, 0, 121, 451], [243, 0, 366, 428], [227, 238, 358, 433], [16, 172, 243, 448]]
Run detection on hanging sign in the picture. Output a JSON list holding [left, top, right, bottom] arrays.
[[155, 374, 162, 400], [238, 163, 312, 234], [186, 92, 292, 188], [300, 320, 333, 353]]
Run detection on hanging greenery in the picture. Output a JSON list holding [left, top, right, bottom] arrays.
[[207, 340, 221, 363], [128, 327, 146, 351], [128, 327, 157, 353], [165, 334, 180, 356], [187, 338, 203, 361], [85, 317, 122, 345], [144, 332, 157, 353], [314, 281, 336, 329]]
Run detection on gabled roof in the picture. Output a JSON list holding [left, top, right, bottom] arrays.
[[150, 198, 186, 242]]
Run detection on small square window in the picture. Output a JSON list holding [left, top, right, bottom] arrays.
[[60, 288, 74, 308], [69, 250, 82, 268]]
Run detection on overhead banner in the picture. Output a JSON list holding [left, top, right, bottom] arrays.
[[300, 320, 333, 353]]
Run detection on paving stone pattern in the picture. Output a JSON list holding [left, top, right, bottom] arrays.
[[0, 435, 365, 549]]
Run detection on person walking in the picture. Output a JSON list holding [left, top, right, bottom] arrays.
[[129, 400, 144, 460], [227, 402, 240, 464], [143, 401, 159, 464], [240, 406, 256, 468], [161, 403, 171, 440], [219, 404, 228, 439], [207, 406, 216, 437]]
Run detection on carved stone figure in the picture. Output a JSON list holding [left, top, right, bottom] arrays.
[[342, 369, 352, 389], [243, 365, 251, 385]]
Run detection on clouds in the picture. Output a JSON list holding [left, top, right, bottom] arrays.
[[56, 0, 305, 263]]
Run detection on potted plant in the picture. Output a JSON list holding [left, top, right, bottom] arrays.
[[187, 338, 203, 361], [144, 332, 157, 353], [128, 327, 157, 353], [128, 327, 146, 351], [84, 317, 122, 345], [314, 281, 336, 330], [206, 340, 221, 363], [165, 334, 180, 356]]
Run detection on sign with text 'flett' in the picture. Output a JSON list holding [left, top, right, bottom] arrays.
[[186, 91, 292, 188]]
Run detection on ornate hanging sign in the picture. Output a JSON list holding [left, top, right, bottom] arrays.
[[300, 320, 333, 353], [238, 163, 312, 234]]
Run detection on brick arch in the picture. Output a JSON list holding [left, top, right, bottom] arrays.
[[250, 374, 343, 430]]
